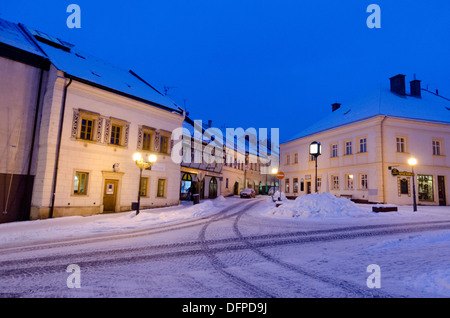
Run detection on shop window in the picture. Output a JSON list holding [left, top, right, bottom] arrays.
[[418, 175, 434, 201], [181, 174, 192, 194]]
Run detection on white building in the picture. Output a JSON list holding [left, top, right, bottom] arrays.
[[0, 19, 185, 221], [280, 74, 449, 206]]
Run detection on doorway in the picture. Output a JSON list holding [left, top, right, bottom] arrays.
[[438, 176, 446, 206], [209, 177, 217, 198], [103, 179, 118, 212], [306, 181, 312, 194]]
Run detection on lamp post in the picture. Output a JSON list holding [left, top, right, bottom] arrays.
[[408, 157, 417, 212], [133, 153, 157, 215], [309, 141, 322, 193], [271, 167, 278, 201]]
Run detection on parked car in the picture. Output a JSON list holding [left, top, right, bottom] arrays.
[[240, 188, 256, 198]]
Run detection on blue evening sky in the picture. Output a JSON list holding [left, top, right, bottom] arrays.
[[1, 1, 449, 142]]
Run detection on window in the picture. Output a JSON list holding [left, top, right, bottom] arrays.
[[396, 137, 406, 153], [360, 174, 368, 190], [140, 177, 148, 197], [345, 141, 352, 156], [74, 172, 88, 195], [160, 136, 169, 154], [285, 154, 290, 165], [181, 173, 192, 194], [331, 144, 338, 158], [293, 178, 299, 193], [309, 154, 315, 162], [345, 174, 354, 189], [142, 131, 152, 151], [331, 175, 339, 190], [294, 153, 298, 164], [285, 178, 290, 193], [418, 175, 434, 201], [359, 138, 367, 153], [80, 118, 94, 141], [317, 177, 322, 190], [110, 124, 122, 145], [432, 140, 441, 156], [157, 179, 166, 197], [398, 177, 410, 196]]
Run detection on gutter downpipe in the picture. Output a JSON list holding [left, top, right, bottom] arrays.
[[380, 116, 388, 204], [49, 75, 72, 218]]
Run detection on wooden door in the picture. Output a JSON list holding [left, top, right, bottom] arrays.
[[103, 179, 118, 212]]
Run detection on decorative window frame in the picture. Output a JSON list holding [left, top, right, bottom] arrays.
[[71, 109, 103, 143], [105, 117, 130, 148]]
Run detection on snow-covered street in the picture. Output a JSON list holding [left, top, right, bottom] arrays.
[[1, 195, 450, 298]]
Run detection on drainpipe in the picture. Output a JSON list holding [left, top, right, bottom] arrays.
[[49, 76, 72, 218], [380, 116, 388, 203]]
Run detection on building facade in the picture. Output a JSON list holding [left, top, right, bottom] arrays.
[[281, 74, 449, 206], [0, 19, 185, 222]]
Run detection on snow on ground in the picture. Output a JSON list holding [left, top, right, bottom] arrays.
[[1, 194, 449, 297], [0, 196, 232, 247]]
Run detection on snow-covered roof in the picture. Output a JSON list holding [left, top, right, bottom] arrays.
[[31, 32, 181, 113], [0, 19, 45, 57], [285, 85, 450, 143]]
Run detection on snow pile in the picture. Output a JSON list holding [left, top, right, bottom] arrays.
[[269, 193, 371, 219], [272, 191, 287, 201]]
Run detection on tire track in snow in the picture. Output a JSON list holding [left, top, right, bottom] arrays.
[[232, 210, 394, 298], [197, 199, 276, 298]]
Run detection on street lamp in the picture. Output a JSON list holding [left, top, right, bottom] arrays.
[[309, 141, 322, 193], [408, 157, 417, 212], [271, 168, 278, 200], [133, 153, 157, 215]]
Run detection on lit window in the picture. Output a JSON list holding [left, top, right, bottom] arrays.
[[418, 175, 434, 201], [74, 172, 88, 195], [345, 174, 354, 189], [285, 178, 290, 193]]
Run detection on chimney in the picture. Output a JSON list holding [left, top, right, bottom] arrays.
[[332, 102, 341, 112], [389, 74, 406, 96], [410, 79, 421, 98]]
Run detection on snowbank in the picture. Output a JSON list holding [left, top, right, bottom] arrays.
[[268, 193, 372, 219], [0, 197, 228, 246]]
